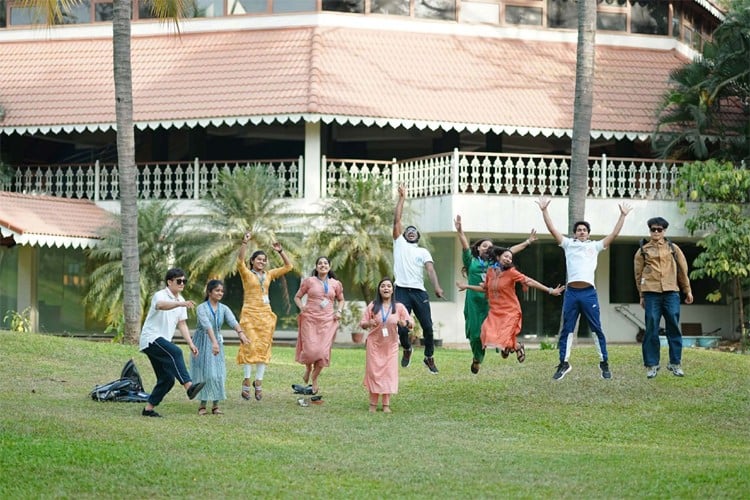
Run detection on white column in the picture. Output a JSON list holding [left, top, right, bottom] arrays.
[[17, 245, 38, 332], [304, 122, 322, 200]]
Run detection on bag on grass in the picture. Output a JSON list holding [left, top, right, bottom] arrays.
[[90, 358, 150, 403]]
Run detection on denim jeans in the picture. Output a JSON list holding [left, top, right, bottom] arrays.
[[558, 286, 608, 363], [142, 337, 192, 406], [642, 291, 682, 367], [394, 286, 435, 358]]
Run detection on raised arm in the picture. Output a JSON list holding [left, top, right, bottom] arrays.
[[601, 202, 633, 249], [509, 228, 537, 254], [523, 276, 565, 296], [424, 262, 444, 299], [272, 241, 292, 267], [239, 231, 251, 262], [392, 184, 406, 239], [454, 214, 470, 250], [536, 196, 564, 244]]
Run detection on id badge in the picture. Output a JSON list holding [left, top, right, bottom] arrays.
[[381, 328, 389, 337], [481, 273, 487, 282], [262, 295, 270, 304], [320, 299, 330, 308]]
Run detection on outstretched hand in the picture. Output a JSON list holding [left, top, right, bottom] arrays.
[[454, 214, 463, 232], [550, 284, 565, 296], [536, 196, 551, 211], [527, 228, 538, 243], [397, 183, 406, 199], [619, 202, 633, 217]]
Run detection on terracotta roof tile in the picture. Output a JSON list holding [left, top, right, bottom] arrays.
[[0, 192, 112, 248], [0, 24, 687, 139]]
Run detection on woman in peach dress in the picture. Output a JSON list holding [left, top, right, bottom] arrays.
[[236, 231, 293, 401], [360, 277, 412, 413], [457, 246, 563, 364], [293, 256, 345, 395]]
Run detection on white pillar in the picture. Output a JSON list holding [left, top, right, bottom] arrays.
[[17, 245, 38, 332], [304, 122, 322, 200]]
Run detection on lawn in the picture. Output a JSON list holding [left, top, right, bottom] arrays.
[[1, 331, 748, 499]]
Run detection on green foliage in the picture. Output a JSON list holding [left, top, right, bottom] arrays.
[[103, 314, 125, 344], [303, 175, 394, 302], [83, 201, 184, 326], [674, 160, 750, 348], [3, 308, 31, 333]]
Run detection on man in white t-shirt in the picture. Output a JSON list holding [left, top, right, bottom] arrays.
[[538, 196, 632, 381], [393, 184, 444, 373], [139, 267, 205, 417]]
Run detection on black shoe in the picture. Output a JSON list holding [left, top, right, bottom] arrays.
[[186, 381, 205, 400], [470, 359, 480, 374], [401, 347, 413, 368], [552, 362, 571, 381], [142, 408, 162, 417], [423, 357, 439, 374], [599, 361, 612, 379]]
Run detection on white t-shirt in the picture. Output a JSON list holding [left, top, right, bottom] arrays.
[[393, 234, 433, 290], [139, 287, 188, 350], [560, 237, 605, 287]]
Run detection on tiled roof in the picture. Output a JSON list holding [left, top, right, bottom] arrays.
[[0, 23, 689, 140], [0, 192, 112, 248]]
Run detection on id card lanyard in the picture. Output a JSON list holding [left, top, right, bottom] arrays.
[[317, 277, 330, 308], [252, 270, 270, 304], [209, 303, 222, 341], [381, 307, 391, 337]]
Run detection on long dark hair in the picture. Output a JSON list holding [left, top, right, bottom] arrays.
[[309, 256, 338, 280], [461, 238, 493, 277], [204, 279, 224, 301], [372, 277, 396, 315], [489, 246, 515, 271]]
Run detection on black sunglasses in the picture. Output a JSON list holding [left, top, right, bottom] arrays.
[[175, 278, 187, 285], [649, 227, 664, 233]]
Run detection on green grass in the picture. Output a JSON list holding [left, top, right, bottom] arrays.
[[1, 332, 748, 499]]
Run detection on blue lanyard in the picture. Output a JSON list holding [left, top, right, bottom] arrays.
[[381, 307, 391, 324], [208, 303, 220, 333], [317, 277, 329, 295]]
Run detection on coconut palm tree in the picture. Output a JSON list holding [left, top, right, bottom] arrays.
[[84, 201, 187, 340], [25, 0, 187, 343], [303, 175, 394, 302], [568, 0, 597, 231]]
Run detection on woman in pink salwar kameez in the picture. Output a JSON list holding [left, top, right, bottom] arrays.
[[294, 257, 345, 395], [360, 277, 412, 413]]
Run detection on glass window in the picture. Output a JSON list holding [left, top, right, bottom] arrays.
[[95, 2, 114, 21], [60, 0, 91, 24], [0, 247, 19, 321], [228, 0, 267, 15], [185, 0, 224, 17], [9, 5, 46, 25], [505, 5, 542, 26], [460, 1, 499, 24], [547, 0, 575, 29], [273, 0, 315, 13], [322, 0, 364, 13], [416, 0, 455, 20], [630, 0, 668, 35], [372, 0, 409, 16], [597, 11, 626, 31], [1, 0, 7, 27]]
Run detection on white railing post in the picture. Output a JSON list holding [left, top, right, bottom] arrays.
[[320, 155, 327, 197], [600, 153, 608, 199], [193, 157, 200, 200], [391, 158, 399, 198], [298, 155, 305, 199], [94, 160, 100, 202], [452, 148, 460, 194]]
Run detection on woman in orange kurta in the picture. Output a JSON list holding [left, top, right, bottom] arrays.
[[236, 232, 293, 401], [360, 277, 412, 413], [294, 256, 345, 395], [457, 246, 563, 364]]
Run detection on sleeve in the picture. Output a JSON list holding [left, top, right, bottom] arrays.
[[221, 304, 239, 329], [196, 303, 212, 331], [462, 248, 472, 268], [397, 304, 410, 323], [421, 248, 434, 264], [269, 262, 294, 281], [359, 303, 374, 329], [634, 249, 644, 296], [334, 280, 345, 302], [673, 244, 692, 294], [295, 277, 310, 299]]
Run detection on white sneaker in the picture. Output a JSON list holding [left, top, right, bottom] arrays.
[[667, 364, 685, 377], [646, 366, 660, 379]]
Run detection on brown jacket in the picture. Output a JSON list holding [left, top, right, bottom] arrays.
[[634, 239, 692, 297]]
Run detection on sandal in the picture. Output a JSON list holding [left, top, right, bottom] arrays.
[[211, 406, 224, 415], [516, 343, 526, 363], [470, 359, 480, 374], [382, 405, 392, 414], [253, 380, 262, 401], [501, 348, 511, 359], [369, 403, 377, 413], [198, 406, 207, 416], [241, 385, 252, 400]]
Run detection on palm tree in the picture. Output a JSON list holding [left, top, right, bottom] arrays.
[[303, 176, 394, 302], [568, 0, 597, 231], [26, 0, 187, 343], [84, 201, 185, 340], [178, 166, 301, 281]]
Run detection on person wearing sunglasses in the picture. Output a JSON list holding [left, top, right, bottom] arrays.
[[139, 268, 205, 417], [634, 217, 693, 379]]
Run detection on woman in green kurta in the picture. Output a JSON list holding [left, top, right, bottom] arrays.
[[454, 215, 536, 374]]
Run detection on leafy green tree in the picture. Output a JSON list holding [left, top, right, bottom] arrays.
[[303, 176, 394, 302], [84, 201, 186, 341], [674, 159, 750, 351]]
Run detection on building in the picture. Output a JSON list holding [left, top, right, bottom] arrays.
[[0, 0, 735, 342]]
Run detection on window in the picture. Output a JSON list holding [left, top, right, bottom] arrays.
[[597, 11, 626, 31], [228, 0, 267, 15], [185, 0, 224, 17], [416, 0, 455, 20], [273, 0, 315, 13], [630, 0, 668, 35], [323, 0, 364, 13], [372, 0, 409, 16], [506, 5, 542, 26], [547, 0, 575, 29], [94, 1, 113, 22], [60, 0, 91, 24], [8, 4, 46, 25]]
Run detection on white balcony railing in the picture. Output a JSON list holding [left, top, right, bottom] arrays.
[[2, 150, 683, 201]]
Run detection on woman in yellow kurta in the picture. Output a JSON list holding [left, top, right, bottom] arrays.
[[236, 232, 293, 401]]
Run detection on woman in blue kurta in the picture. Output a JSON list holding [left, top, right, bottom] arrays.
[[190, 279, 248, 415], [454, 215, 536, 374]]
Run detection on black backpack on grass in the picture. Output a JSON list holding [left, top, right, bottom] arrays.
[[90, 359, 150, 403]]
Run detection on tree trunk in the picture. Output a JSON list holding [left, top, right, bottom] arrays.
[[113, 0, 141, 343], [569, 0, 597, 233]]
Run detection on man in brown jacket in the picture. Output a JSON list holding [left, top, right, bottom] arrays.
[[634, 217, 693, 379]]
